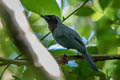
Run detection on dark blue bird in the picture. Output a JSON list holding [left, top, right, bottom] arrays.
[[41, 15, 99, 71]]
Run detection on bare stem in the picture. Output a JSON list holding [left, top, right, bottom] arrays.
[[62, 0, 89, 22], [40, 32, 51, 41]]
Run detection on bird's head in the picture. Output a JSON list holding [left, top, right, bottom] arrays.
[[40, 15, 62, 24]]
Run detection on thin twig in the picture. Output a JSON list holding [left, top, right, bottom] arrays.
[[62, 0, 89, 22], [40, 32, 51, 41], [0, 54, 23, 80], [0, 65, 9, 80], [40, 0, 89, 40], [15, 54, 23, 59], [0, 54, 23, 66]]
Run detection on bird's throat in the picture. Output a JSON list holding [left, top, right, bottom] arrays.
[[48, 24, 57, 33]]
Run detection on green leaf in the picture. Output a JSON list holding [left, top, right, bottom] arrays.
[[112, 60, 120, 80], [87, 46, 98, 54], [27, 11, 40, 23], [99, 0, 111, 10], [50, 49, 77, 56], [91, 11, 104, 21], [22, 67, 36, 80], [75, 6, 95, 16], [95, 17, 118, 54], [112, 0, 120, 9], [20, 0, 61, 17], [0, 28, 18, 57]]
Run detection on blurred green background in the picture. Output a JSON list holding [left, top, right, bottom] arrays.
[[0, 0, 120, 80]]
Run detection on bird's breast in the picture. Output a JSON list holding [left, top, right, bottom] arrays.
[[52, 26, 64, 38], [48, 24, 57, 33]]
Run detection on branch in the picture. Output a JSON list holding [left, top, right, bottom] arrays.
[[0, 54, 22, 80], [0, 54, 120, 65], [40, 32, 51, 41], [0, 0, 63, 80], [0, 57, 28, 66], [62, 0, 89, 22], [56, 54, 120, 64], [40, 0, 89, 40]]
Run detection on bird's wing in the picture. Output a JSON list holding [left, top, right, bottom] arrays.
[[63, 25, 84, 46], [74, 36, 84, 46], [62, 25, 99, 71]]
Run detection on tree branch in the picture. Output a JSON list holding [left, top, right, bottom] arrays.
[[56, 54, 120, 64], [0, 54, 23, 80], [0, 54, 120, 65], [62, 0, 89, 22], [0, 0, 63, 80], [0, 57, 28, 66]]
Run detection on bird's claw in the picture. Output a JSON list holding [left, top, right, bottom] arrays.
[[63, 54, 67, 57], [77, 52, 80, 56], [62, 54, 68, 64]]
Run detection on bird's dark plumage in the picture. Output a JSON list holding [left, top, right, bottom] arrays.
[[41, 15, 99, 71]]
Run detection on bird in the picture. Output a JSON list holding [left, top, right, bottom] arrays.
[[41, 15, 99, 72]]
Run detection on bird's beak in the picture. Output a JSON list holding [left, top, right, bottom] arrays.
[[40, 15, 45, 18], [40, 15, 49, 20]]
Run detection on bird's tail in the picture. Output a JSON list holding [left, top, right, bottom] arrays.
[[82, 51, 99, 72]]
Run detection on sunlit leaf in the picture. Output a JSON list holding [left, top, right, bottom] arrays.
[[75, 6, 95, 16], [20, 0, 61, 17], [22, 67, 35, 80], [91, 11, 104, 21], [99, 0, 111, 10]]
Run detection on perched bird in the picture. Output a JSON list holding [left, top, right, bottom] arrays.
[[41, 15, 99, 71]]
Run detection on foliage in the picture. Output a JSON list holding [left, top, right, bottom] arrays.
[[0, 0, 120, 80]]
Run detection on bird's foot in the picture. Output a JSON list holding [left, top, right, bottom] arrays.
[[61, 54, 68, 64], [63, 54, 67, 57], [76, 52, 80, 56]]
